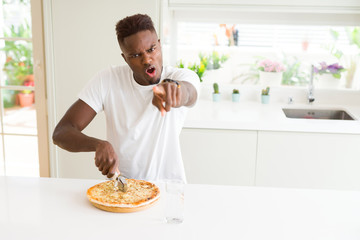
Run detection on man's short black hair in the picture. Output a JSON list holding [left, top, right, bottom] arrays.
[[115, 14, 156, 44]]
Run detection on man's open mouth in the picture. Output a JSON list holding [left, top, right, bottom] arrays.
[[146, 66, 156, 77]]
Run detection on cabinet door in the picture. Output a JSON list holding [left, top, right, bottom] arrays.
[[180, 128, 257, 186], [256, 131, 360, 190]]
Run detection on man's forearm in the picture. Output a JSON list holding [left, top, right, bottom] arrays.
[[52, 125, 104, 152], [179, 81, 197, 107]]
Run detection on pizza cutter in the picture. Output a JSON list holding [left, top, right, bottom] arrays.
[[113, 170, 128, 193]]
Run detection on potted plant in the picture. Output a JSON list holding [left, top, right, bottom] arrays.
[[177, 51, 229, 84], [261, 86, 270, 104], [177, 60, 206, 82], [212, 83, 221, 102], [281, 55, 308, 86], [201, 51, 230, 83], [200, 51, 229, 71], [258, 59, 285, 86], [314, 62, 346, 88], [18, 77, 35, 107], [2, 22, 33, 107], [232, 89, 240, 102]]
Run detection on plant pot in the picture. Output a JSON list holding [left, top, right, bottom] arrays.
[[232, 93, 240, 102], [26, 74, 34, 82], [259, 71, 283, 86], [204, 68, 232, 84], [3, 89, 16, 108], [212, 93, 221, 102], [317, 74, 340, 89], [261, 95, 270, 104], [18, 92, 34, 107]]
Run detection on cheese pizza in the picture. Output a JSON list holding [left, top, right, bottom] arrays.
[[87, 179, 160, 213]]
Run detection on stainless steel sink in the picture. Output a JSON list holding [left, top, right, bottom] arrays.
[[282, 108, 355, 120]]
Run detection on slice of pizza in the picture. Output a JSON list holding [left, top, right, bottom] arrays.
[[87, 179, 160, 213]]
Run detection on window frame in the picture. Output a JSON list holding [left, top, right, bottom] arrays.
[[163, 0, 360, 89]]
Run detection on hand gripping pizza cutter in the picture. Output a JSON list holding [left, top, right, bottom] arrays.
[[113, 170, 128, 193]]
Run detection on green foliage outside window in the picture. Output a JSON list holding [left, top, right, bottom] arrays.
[[281, 55, 309, 86], [177, 59, 206, 82], [199, 51, 229, 70], [176, 50, 229, 82], [2, 21, 33, 86]]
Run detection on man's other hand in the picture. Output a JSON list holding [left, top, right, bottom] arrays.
[[152, 80, 183, 116]]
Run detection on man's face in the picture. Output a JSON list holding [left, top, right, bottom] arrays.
[[120, 30, 163, 86]]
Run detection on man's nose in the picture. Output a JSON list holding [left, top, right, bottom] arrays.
[[142, 52, 152, 65]]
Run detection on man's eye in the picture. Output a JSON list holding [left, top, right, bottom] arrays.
[[147, 47, 155, 53], [131, 54, 140, 58]]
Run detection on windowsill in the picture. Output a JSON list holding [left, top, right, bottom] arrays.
[[198, 83, 360, 106]]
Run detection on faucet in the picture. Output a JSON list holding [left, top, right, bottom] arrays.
[[308, 65, 315, 104], [288, 97, 293, 104]]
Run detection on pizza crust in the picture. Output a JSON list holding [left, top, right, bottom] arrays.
[[87, 179, 160, 213], [89, 197, 160, 213]]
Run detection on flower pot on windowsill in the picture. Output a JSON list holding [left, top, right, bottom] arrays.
[[317, 74, 340, 89], [259, 71, 283, 86], [261, 95, 270, 104], [232, 93, 240, 102], [204, 67, 232, 84], [18, 92, 34, 107], [212, 93, 221, 102]]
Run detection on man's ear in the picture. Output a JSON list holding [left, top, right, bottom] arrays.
[[121, 53, 127, 63]]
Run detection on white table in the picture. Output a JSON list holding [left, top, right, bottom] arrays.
[[1, 176, 359, 240]]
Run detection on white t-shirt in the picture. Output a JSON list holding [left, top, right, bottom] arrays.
[[78, 65, 200, 182]]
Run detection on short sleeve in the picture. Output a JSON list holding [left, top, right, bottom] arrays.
[[78, 71, 106, 113]]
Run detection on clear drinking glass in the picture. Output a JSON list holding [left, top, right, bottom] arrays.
[[165, 180, 185, 224]]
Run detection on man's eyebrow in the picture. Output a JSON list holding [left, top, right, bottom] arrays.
[[127, 43, 157, 56], [148, 44, 157, 49], [128, 50, 141, 56]]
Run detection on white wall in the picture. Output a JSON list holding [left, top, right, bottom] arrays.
[[45, 0, 161, 179]]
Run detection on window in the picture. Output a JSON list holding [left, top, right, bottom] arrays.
[[0, 0, 39, 177], [162, 2, 360, 90]]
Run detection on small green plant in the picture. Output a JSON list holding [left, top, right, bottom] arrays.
[[188, 62, 206, 82], [261, 86, 270, 95], [232, 89, 239, 94], [213, 83, 220, 94], [199, 51, 229, 70], [176, 51, 229, 83], [281, 54, 308, 86], [176, 60, 206, 82], [347, 27, 360, 49]]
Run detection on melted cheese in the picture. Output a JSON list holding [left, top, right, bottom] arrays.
[[87, 179, 159, 208]]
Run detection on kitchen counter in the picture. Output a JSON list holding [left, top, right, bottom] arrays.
[[1, 176, 360, 240], [184, 99, 360, 134]]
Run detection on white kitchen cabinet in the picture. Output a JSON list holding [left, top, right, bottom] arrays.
[[180, 128, 257, 186], [256, 131, 360, 191]]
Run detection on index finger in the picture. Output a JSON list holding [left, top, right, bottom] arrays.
[[107, 158, 119, 178], [152, 86, 166, 116]]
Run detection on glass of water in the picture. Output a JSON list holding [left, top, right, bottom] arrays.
[[165, 180, 185, 224]]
